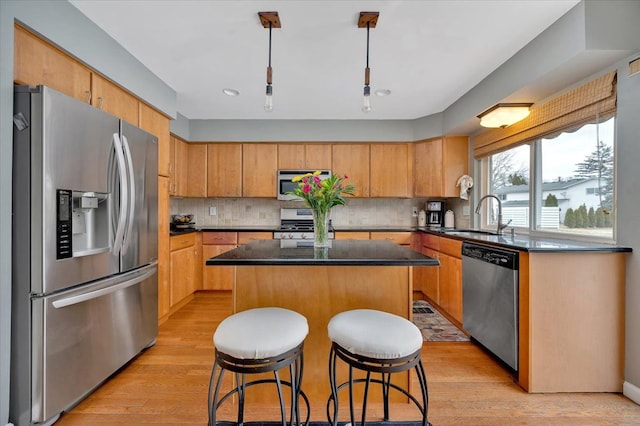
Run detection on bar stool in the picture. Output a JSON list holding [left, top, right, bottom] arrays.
[[326, 309, 430, 426], [208, 307, 310, 426]]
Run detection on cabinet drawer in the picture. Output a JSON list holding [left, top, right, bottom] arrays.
[[335, 232, 370, 240], [170, 233, 196, 251], [421, 233, 440, 250], [370, 232, 413, 245], [238, 232, 272, 245], [439, 237, 462, 258], [202, 232, 238, 245]]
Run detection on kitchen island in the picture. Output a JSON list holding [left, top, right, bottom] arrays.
[[206, 239, 438, 416]]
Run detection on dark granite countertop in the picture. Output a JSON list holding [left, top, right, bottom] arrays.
[[418, 227, 632, 253], [205, 239, 440, 266]]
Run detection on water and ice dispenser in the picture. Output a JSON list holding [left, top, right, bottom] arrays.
[[56, 189, 110, 259]]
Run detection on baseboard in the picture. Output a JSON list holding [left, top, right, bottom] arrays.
[[623, 381, 640, 405]]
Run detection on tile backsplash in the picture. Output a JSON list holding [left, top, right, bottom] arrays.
[[171, 196, 471, 229]]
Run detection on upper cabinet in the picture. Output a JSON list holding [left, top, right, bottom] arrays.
[[278, 144, 332, 170], [370, 143, 414, 198], [14, 25, 92, 103], [414, 136, 469, 197], [185, 144, 208, 197], [90, 74, 139, 125], [207, 143, 243, 197], [139, 102, 170, 177], [242, 144, 278, 197], [332, 144, 370, 197]]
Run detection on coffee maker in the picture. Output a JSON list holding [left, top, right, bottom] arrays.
[[425, 200, 445, 228]]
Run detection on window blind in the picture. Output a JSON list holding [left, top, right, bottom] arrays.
[[472, 70, 617, 158]]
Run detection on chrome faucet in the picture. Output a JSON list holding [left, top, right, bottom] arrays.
[[474, 194, 511, 235]]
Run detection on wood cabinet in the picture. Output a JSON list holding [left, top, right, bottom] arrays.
[[370, 231, 413, 246], [139, 102, 171, 178], [90, 73, 138, 125], [170, 233, 198, 307], [202, 232, 237, 291], [242, 144, 278, 197], [415, 234, 462, 323], [185, 143, 207, 197], [331, 144, 370, 197], [207, 143, 243, 197], [238, 232, 273, 244], [334, 232, 370, 240], [414, 136, 468, 197], [157, 177, 171, 323], [14, 24, 92, 103], [370, 144, 413, 197], [278, 144, 332, 170]]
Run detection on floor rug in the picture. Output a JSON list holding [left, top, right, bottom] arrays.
[[412, 300, 469, 342]]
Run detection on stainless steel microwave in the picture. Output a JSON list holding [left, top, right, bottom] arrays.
[[277, 170, 331, 201]]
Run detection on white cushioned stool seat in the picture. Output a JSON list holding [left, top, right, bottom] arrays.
[[328, 309, 423, 359], [214, 307, 309, 359]]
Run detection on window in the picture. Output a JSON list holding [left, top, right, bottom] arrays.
[[480, 117, 615, 240]]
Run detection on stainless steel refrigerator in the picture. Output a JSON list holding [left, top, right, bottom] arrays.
[[10, 85, 158, 425]]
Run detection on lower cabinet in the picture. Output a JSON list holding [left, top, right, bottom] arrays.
[[170, 233, 198, 308], [416, 233, 463, 325]]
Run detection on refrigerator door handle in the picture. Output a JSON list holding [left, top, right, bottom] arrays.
[[121, 134, 136, 255], [112, 132, 129, 256], [51, 264, 157, 309]]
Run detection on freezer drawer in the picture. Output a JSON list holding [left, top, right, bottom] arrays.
[[31, 264, 158, 423]]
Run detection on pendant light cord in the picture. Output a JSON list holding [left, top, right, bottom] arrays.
[[268, 22, 272, 68], [365, 22, 370, 70]]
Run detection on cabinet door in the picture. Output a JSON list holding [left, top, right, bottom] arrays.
[[305, 144, 332, 169], [334, 232, 370, 240], [332, 144, 370, 197], [414, 139, 442, 197], [370, 232, 413, 246], [91, 73, 139, 125], [420, 247, 440, 303], [174, 138, 189, 196], [170, 245, 196, 307], [207, 144, 243, 197], [442, 136, 469, 197], [278, 144, 306, 169], [370, 144, 413, 197], [439, 253, 462, 323], [242, 144, 278, 197], [169, 136, 177, 195], [14, 25, 92, 103], [202, 245, 236, 290], [186, 144, 207, 197], [139, 102, 170, 178], [157, 177, 171, 320]]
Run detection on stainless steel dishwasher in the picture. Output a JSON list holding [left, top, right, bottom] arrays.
[[462, 242, 519, 371]]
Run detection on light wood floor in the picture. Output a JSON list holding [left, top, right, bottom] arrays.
[[57, 291, 640, 425]]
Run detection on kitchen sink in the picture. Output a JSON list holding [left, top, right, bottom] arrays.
[[437, 229, 497, 236]]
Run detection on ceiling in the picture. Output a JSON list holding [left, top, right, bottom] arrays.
[[68, 0, 579, 121]]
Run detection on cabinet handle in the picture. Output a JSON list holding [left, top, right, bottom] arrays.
[[85, 90, 92, 103], [97, 97, 104, 109]]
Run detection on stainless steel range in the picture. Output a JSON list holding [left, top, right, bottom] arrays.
[[273, 208, 334, 247]]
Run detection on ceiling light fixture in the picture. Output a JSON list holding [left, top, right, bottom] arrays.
[[222, 88, 240, 97], [477, 103, 533, 128], [358, 12, 379, 113], [258, 11, 281, 112]]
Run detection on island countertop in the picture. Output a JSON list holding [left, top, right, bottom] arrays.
[[205, 239, 439, 266]]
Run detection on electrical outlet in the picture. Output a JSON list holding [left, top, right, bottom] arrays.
[[412, 207, 418, 217], [209, 206, 217, 216]]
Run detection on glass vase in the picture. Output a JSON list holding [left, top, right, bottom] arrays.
[[312, 208, 330, 248]]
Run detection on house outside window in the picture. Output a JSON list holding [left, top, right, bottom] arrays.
[[480, 117, 615, 240]]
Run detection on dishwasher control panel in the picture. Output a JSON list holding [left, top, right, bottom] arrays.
[[461, 242, 518, 270]]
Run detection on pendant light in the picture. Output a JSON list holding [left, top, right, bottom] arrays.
[[358, 12, 379, 113], [258, 12, 281, 112]]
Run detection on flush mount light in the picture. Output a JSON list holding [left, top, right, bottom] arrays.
[[258, 11, 281, 112], [477, 103, 533, 128], [375, 89, 391, 97], [222, 88, 240, 97], [359, 11, 379, 113]]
